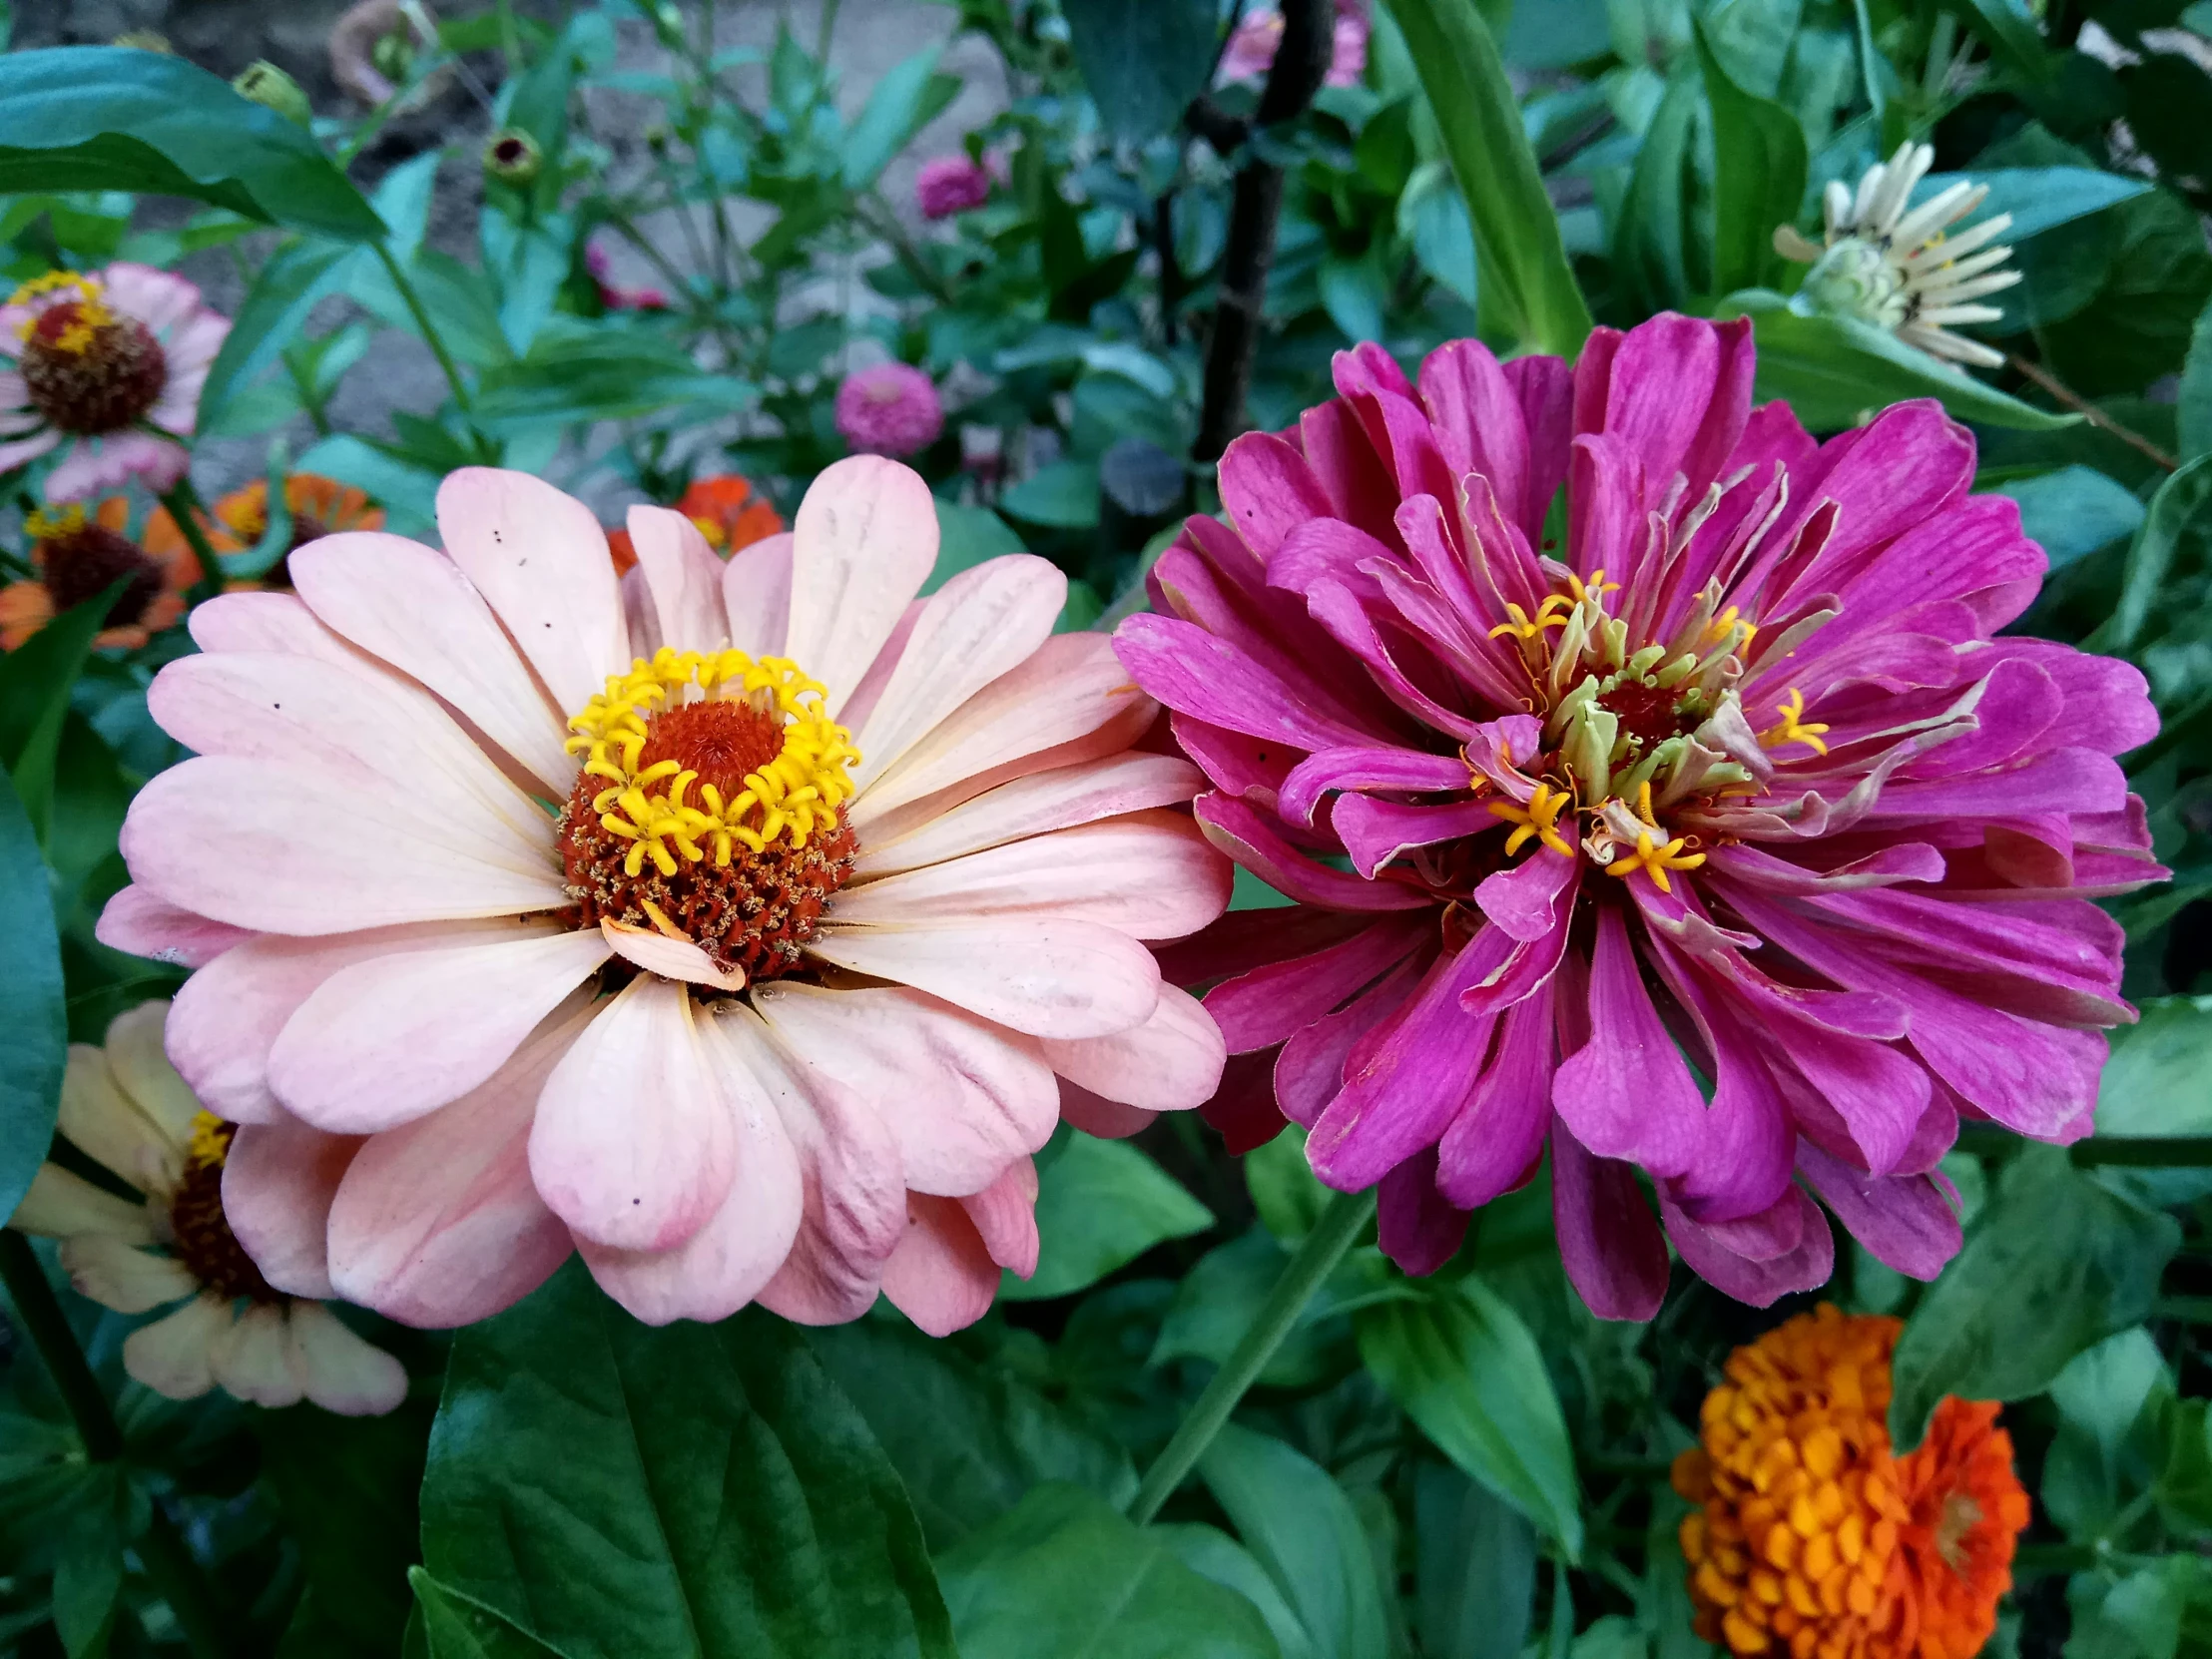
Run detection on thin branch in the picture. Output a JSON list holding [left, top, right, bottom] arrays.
[[2007, 352, 2179, 472]]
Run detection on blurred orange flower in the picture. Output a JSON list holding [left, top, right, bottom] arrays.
[[145, 472, 382, 591], [605, 474, 784, 574], [1672, 1306, 2028, 1659], [1, 497, 197, 650]]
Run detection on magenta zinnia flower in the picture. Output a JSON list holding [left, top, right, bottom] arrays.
[[99, 458, 1229, 1334], [1116, 312, 2161, 1317], [0, 265, 228, 500], [915, 155, 993, 221], [835, 362, 945, 458]]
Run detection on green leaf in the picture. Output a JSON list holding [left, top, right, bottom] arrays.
[[1003, 1132, 1213, 1302], [1000, 459, 1104, 531], [924, 502, 1029, 595], [0, 47, 382, 240], [842, 48, 958, 189], [1913, 167, 2148, 245], [1151, 1229, 1372, 1388], [0, 582, 126, 842], [1199, 1424, 1390, 1659], [1382, 0, 1592, 356], [1698, 0, 1801, 98], [1889, 1147, 2181, 1450], [1061, 0, 1219, 146], [1611, 64, 1703, 315], [935, 1483, 1281, 1659], [2041, 1328, 2167, 1541], [1246, 1126, 1333, 1245], [1698, 25, 1807, 295], [2181, 294, 2212, 464], [475, 341, 757, 432], [51, 1467, 124, 1659], [1398, 164, 1479, 306], [1155, 1525, 1317, 1659], [260, 1403, 430, 1659], [198, 239, 368, 435], [0, 788, 64, 1215], [1318, 253, 1389, 345], [2039, 187, 2212, 400], [408, 1572, 565, 1659], [806, 1316, 1136, 1549], [1715, 291, 2077, 431], [1412, 1462, 1535, 1659], [2105, 454, 2212, 652], [419, 1260, 956, 1659], [1356, 1278, 1582, 1558], [1952, 0, 2051, 80], [1988, 466, 2144, 571], [2096, 997, 2212, 1137]]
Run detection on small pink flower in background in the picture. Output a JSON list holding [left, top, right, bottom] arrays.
[[585, 243, 671, 312], [1116, 311, 2161, 1319], [7, 1001, 407, 1414], [99, 457, 1230, 1336], [1220, 0, 1369, 90], [835, 362, 945, 457], [916, 155, 994, 220], [0, 265, 229, 501]]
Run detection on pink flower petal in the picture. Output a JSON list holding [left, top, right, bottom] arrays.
[[723, 532, 793, 656], [188, 592, 357, 663], [961, 1156, 1040, 1275], [122, 757, 569, 934], [1550, 1123, 1668, 1322], [626, 505, 728, 651], [0, 427, 59, 471], [222, 1113, 362, 1298], [435, 468, 630, 716], [1057, 1083, 1159, 1140], [529, 977, 737, 1251], [879, 1194, 1000, 1337], [852, 754, 1206, 879], [600, 919, 747, 991], [95, 885, 253, 968], [268, 929, 610, 1133], [1039, 984, 1225, 1111], [785, 456, 939, 717], [289, 531, 575, 792], [849, 554, 1067, 790], [834, 810, 1229, 941], [577, 1008, 803, 1325], [752, 982, 1054, 1196], [326, 1009, 585, 1328], [807, 917, 1160, 1040]]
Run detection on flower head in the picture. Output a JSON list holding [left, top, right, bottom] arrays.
[[484, 128, 542, 187], [916, 155, 994, 220], [233, 60, 312, 126], [6, 1001, 407, 1414], [1118, 313, 2160, 1312], [1671, 1306, 2028, 1659], [1775, 144, 2020, 370], [606, 474, 784, 574], [584, 243, 672, 313], [835, 363, 945, 458], [146, 471, 384, 592], [1219, 0, 1370, 89], [0, 265, 229, 501], [100, 458, 1229, 1335], [0, 496, 198, 650]]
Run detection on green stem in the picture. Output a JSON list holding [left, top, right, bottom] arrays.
[[161, 483, 229, 609], [2071, 1136, 2212, 1168], [1126, 1187, 1374, 1525], [0, 1233, 228, 1659], [372, 242, 488, 455]]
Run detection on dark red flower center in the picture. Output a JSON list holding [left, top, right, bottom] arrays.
[[21, 302, 168, 435], [39, 516, 165, 628], [171, 1115, 280, 1304]]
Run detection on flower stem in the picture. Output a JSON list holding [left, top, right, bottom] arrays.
[[1126, 1186, 1375, 1525], [0, 1232, 228, 1659], [372, 242, 491, 457], [161, 482, 230, 610], [2005, 353, 2179, 472]]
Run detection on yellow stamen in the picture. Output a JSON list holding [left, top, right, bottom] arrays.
[[1563, 568, 1620, 607], [1605, 829, 1707, 894], [1487, 597, 1574, 641], [187, 1109, 233, 1169], [562, 645, 860, 877], [9, 271, 114, 353], [23, 503, 86, 542], [1758, 688, 1831, 757], [1487, 782, 1575, 858]]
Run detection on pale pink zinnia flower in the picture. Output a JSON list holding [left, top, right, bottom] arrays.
[[0, 266, 229, 501], [915, 155, 994, 220], [7, 1001, 407, 1414], [1219, 0, 1369, 89], [584, 243, 671, 312], [99, 458, 1230, 1335], [1118, 312, 2160, 1318], [835, 362, 945, 458]]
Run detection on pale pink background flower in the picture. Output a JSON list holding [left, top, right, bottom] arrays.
[[0, 264, 228, 501], [585, 243, 671, 312], [915, 155, 993, 220], [835, 362, 945, 457], [1219, 0, 1369, 89], [100, 458, 1230, 1336]]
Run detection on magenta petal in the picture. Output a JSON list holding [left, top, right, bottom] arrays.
[[1795, 1141, 1961, 1281], [1115, 614, 1377, 754], [1550, 1122, 1668, 1323], [1377, 1147, 1468, 1276], [1195, 793, 1433, 911], [1337, 797, 1500, 879], [1672, 1182, 1804, 1263], [1218, 431, 1341, 559], [1474, 844, 1580, 942], [1435, 981, 1555, 1209], [1275, 951, 1429, 1127], [1204, 913, 1428, 1053], [1662, 1186, 1835, 1308], [1278, 744, 1472, 826], [1550, 907, 1704, 1179]]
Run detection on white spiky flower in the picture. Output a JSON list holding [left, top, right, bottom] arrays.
[[1774, 142, 2021, 369]]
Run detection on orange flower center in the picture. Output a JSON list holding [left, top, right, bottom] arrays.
[[169, 1113, 279, 1304], [18, 285, 169, 434]]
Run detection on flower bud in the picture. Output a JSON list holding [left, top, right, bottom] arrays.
[[111, 30, 174, 52], [484, 129, 543, 187], [233, 61, 313, 127]]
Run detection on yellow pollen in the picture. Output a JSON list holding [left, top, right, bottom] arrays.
[[687, 512, 729, 549], [1487, 782, 1575, 858], [1605, 829, 1706, 894], [23, 503, 87, 542], [1758, 688, 1831, 757], [1702, 606, 1758, 651], [562, 645, 859, 880], [10, 271, 114, 353], [1563, 567, 1619, 606], [186, 1109, 233, 1169]]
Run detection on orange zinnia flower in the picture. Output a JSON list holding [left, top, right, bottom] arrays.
[[1, 497, 198, 650], [145, 472, 382, 591], [605, 474, 784, 574], [1672, 1306, 2028, 1659]]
